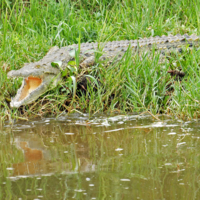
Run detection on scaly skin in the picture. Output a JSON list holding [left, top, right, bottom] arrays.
[[7, 34, 200, 108]]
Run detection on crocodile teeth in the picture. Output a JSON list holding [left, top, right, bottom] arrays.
[[18, 76, 42, 102]]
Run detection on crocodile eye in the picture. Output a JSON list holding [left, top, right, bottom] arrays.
[[19, 76, 42, 101]]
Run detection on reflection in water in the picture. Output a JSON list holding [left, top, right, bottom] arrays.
[[13, 141, 43, 176], [1, 114, 200, 199]]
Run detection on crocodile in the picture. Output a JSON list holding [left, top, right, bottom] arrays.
[[7, 34, 200, 108]]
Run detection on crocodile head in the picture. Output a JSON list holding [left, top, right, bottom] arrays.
[[7, 46, 72, 108]]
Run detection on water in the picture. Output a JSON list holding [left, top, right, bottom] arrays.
[[1, 114, 200, 199]]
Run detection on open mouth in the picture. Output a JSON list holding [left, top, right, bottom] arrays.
[[9, 75, 46, 108], [18, 76, 42, 101], [8, 70, 60, 108]]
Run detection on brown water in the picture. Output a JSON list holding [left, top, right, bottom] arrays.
[[1, 114, 200, 200]]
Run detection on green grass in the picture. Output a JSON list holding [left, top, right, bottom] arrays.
[[1, 0, 200, 120]]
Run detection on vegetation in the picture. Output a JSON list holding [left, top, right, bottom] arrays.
[[1, 0, 200, 120]]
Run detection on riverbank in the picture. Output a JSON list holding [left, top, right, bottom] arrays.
[[1, 0, 200, 120]]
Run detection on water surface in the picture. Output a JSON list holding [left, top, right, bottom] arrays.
[[1, 114, 200, 199]]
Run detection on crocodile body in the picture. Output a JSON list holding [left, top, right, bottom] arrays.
[[7, 34, 200, 108]]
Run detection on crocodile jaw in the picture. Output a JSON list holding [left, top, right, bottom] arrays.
[[10, 74, 60, 108]]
